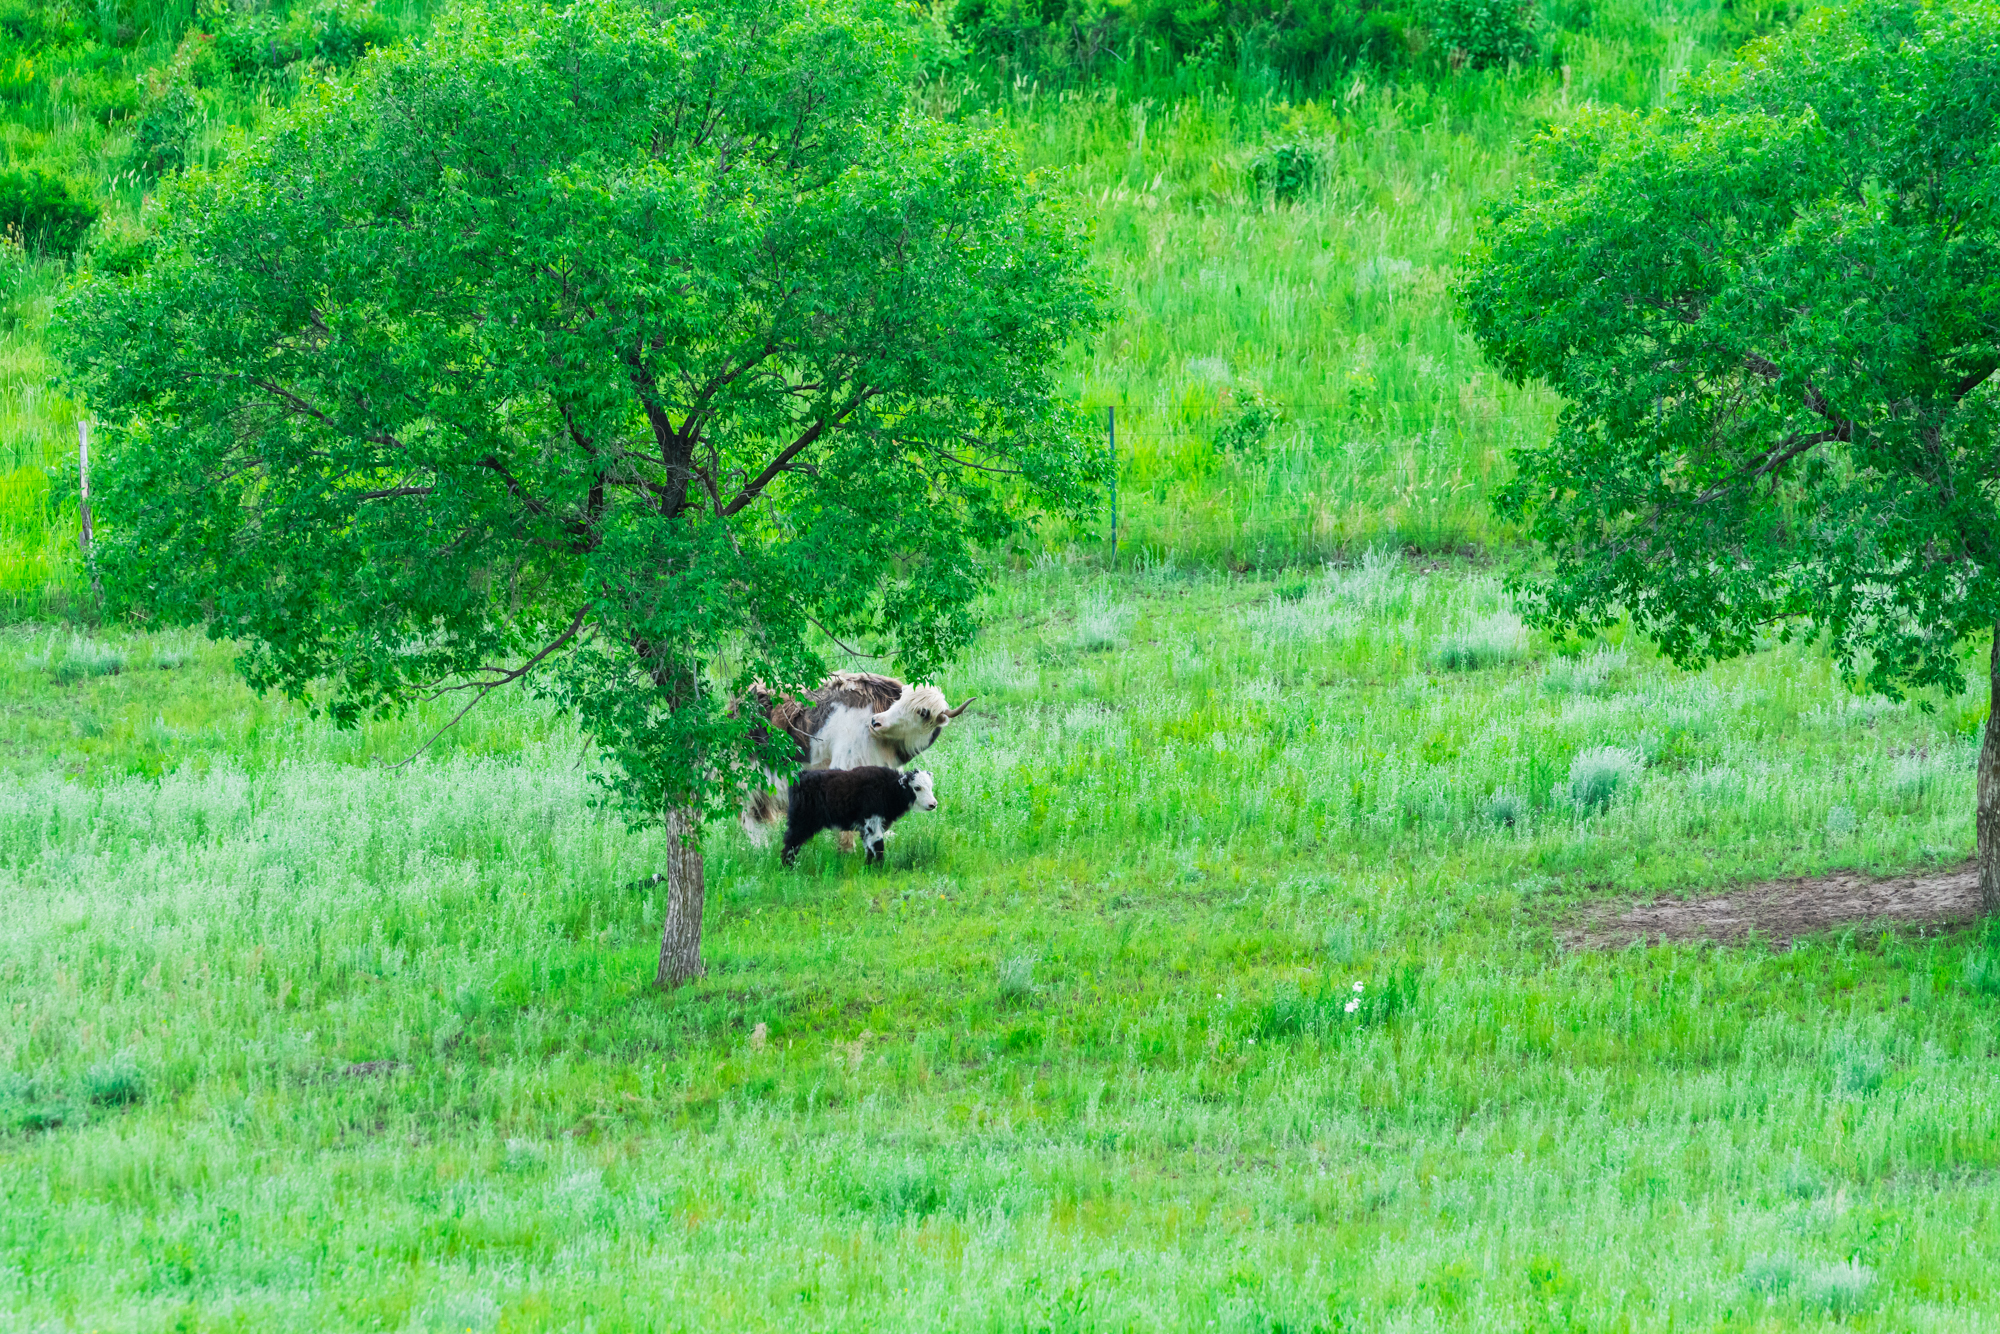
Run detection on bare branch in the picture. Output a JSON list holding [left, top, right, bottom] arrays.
[[390, 605, 590, 769], [935, 449, 1025, 477]]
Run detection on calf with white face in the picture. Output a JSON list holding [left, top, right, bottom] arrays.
[[782, 767, 938, 865]]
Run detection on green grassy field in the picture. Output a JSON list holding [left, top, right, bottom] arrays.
[[3, 0, 1754, 610], [10, 0, 2000, 1328], [5, 558, 2000, 1330]]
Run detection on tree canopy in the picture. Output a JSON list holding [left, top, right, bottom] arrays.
[[1461, 0, 2000, 699], [57, 0, 1108, 828]]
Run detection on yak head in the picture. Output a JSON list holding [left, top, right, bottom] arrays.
[[868, 684, 973, 745], [904, 770, 938, 811]]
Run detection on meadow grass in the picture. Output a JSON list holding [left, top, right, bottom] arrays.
[[2, 0, 1761, 612], [5, 559, 2000, 1330]]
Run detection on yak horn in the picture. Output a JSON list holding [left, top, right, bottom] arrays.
[[945, 696, 977, 718]]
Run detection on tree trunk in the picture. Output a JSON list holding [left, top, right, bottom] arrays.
[[655, 807, 707, 988], [1982, 625, 2000, 916]]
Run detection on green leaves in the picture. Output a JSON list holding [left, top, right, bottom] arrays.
[[1461, 0, 2000, 698], [56, 0, 1108, 826]]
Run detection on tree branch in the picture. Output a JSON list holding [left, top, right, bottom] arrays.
[[393, 605, 590, 769], [717, 419, 826, 517]]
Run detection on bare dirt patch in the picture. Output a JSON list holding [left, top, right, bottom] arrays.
[[1568, 863, 1983, 949]]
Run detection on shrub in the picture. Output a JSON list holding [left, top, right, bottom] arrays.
[[1429, 613, 1525, 670], [302, 2, 395, 64], [1423, 0, 1537, 69], [996, 952, 1037, 997], [83, 1054, 144, 1107], [0, 169, 98, 255], [1215, 386, 1280, 454], [1567, 746, 1640, 810], [128, 81, 203, 178], [1741, 1253, 1796, 1296], [1071, 588, 1134, 651], [1250, 141, 1320, 201], [1482, 789, 1525, 826], [214, 14, 302, 76], [1796, 1259, 1875, 1315], [1542, 647, 1624, 695]]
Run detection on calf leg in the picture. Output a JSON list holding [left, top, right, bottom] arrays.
[[861, 815, 888, 865], [780, 824, 814, 867]]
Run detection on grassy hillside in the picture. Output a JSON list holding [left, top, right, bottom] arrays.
[[0, 0, 441, 615], [6, 559, 2000, 1329], [5, 0, 1763, 615]]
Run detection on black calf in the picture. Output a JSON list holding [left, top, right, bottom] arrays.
[[782, 767, 938, 865]]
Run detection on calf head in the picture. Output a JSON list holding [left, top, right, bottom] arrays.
[[868, 684, 973, 750], [904, 770, 938, 811]]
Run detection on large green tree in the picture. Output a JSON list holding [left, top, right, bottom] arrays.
[[1461, 0, 2000, 907], [57, 0, 1108, 984]]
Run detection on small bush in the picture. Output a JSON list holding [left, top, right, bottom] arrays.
[[1215, 387, 1280, 454], [1567, 746, 1641, 810], [1273, 573, 1312, 603], [0, 169, 98, 255], [1796, 1259, 1875, 1315], [1424, 0, 1537, 69], [1429, 613, 1525, 671], [1250, 141, 1320, 201], [1542, 647, 1625, 695], [1482, 790, 1525, 827], [1071, 588, 1133, 652], [1831, 1037, 1886, 1096], [1741, 1253, 1796, 1296], [128, 82, 203, 178], [83, 1054, 143, 1107], [996, 952, 1037, 998]]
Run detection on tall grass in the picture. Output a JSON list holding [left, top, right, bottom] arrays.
[[4, 563, 1999, 1329], [0, 240, 87, 620], [975, 0, 1736, 564], [1, 0, 1772, 616]]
